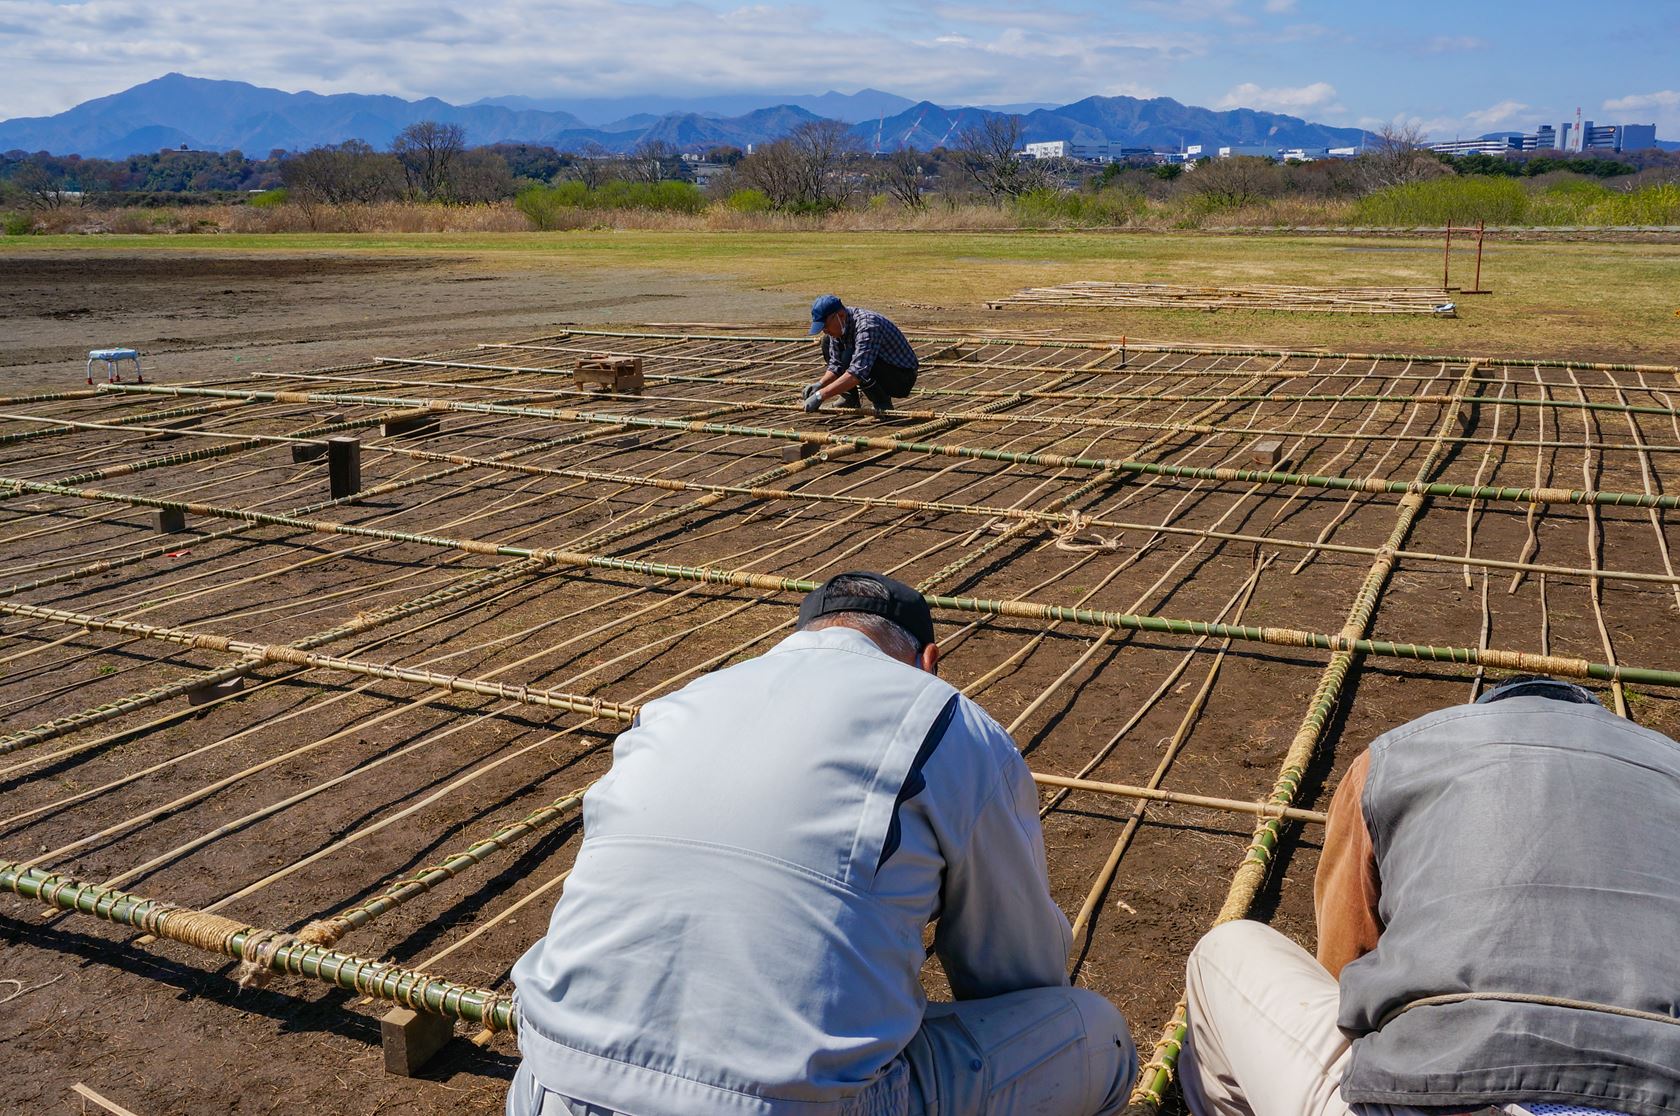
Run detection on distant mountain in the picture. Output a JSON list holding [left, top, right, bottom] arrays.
[[2, 74, 1387, 160], [469, 88, 915, 125], [1019, 96, 1368, 151], [845, 95, 1370, 153], [0, 73, 589, 158], [850, 101, 1001, 151]]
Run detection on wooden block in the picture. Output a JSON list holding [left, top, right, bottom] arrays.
[[574, 357, 644, 396], [291, 441, 329, 463], [1248, 439, 1284, 467], [380, 1006, 455, 1076], [187, 676, 245, 707], [782, 442, 818, 461], [327, 436, 361, 499], [380, 410, 443, 438], [152, 507, 186, 534]]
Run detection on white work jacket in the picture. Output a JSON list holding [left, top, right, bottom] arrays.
[[511, 627, 1072, 1115]]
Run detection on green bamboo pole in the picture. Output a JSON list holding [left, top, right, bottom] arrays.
[[7, 473, 1678, 689], [0, 402, 738, 749], [35, 425, 1655, 589], [0, 598, 640, 724], [0, 560, 545, 755], [0, 859, 516, 1030], [518, 326, 1680, 374], [369, 354, 1677, 421], [0, 388, 105, 406], [1129, 361, 1481, 1110], [90, 383, 1680, 511], [0, 400, 245, 448], [366, 357, 1680, 453]]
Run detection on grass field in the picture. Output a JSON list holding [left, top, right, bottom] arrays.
[[6, 229, 1679, 364]]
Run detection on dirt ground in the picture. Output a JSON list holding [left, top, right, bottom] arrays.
[[1, 251, 1678, 1115]]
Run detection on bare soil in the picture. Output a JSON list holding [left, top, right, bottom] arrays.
[[1, 251, 1676, 1116]]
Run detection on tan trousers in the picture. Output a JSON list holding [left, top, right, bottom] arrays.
[[509, 985, 1136, 1116], [1179, 920, 1546, 1116]]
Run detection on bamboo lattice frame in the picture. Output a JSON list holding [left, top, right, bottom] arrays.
[[2, 327, 1676, 1110]]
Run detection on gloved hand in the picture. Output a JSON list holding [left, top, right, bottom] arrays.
[[803, 384, 824, 413]]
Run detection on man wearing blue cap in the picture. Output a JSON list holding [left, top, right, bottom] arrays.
[[509, 571, 1137, 1116], [803, 295, 921, 415], [1178, 675, 1680, 1116]]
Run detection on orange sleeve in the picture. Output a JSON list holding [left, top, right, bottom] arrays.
[[1313, 749, 1382, 977]]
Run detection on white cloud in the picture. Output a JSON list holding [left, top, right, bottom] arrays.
[[1604, 90, 1680, 113], [1603, 90, 1680, 134], [1463, 100, 1529, 130], [1216, 81, 1339, 114], [0, 0, 1210, 118], [1262, 0, 1297, 12]]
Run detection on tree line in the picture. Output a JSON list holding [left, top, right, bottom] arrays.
[[4, 117, 1675, 220]]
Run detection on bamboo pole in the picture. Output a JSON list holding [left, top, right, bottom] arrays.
[[512, 326, 1680, 374], [357, 357, 1680, 454], [0, 859, 517, 1030], [1129, 361, 1483, 1109], [86, 384, 1680, 510], [6, 476, 1678, 689], [1029, 774, 1324, 823]]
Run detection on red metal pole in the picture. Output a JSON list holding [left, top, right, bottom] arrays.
[[1443, 222, 1453, 290], [1472, 220, 1486, 293]]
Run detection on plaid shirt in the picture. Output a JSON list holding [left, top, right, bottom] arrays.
[[822, 307, 919, 388]]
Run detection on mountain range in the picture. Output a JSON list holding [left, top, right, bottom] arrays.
[[0, 73, 1378, 159]]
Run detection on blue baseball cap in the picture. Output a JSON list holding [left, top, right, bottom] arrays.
[[809, 294, 843, 334]]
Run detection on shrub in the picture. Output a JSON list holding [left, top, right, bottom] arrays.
[[1585, 183, 1680, 225], [1013, 187, 1144, 227], [724, 188, 773, 213], [515, 184, 574, 230], [1354, 176, 1529, 225], [247, 188, 288, 208], [1, 211, 32, 235]]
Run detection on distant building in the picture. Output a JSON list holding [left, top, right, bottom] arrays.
[[1021, 140, 1154, 163], [1428, 137, 1524, 156], [1458, 119, 1658, 155]]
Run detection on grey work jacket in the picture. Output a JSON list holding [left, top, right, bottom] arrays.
[[1339, 697, 1680, 1114], [511, 628, 1072, 1115]]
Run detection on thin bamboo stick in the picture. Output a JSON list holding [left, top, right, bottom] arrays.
[[1129, 361, 1482, 1109], [528, 327, 1680, 374], [84, 384, 1680, 510], [5, 475, 1673, 687]]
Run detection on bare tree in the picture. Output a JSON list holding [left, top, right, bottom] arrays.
[[447, 149, 516, 203], [734, 140, 804, 208], [392, 121, 467, 201], [955, 115, 1033, 201], [1181, 156, 1283, 208], [570, 141, 617, 190], [626, 139, 679, 184], [874, 148, 928, 211], [282, 141, 402, 205], [1358, 121, 1448, 189], [789, 119, 859, 207], [12, 160, 69, 209], [734, 121, 859, 209]]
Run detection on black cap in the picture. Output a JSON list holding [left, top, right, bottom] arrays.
[[1475, 675, 1600, 707], [798, 572, 935, 650]]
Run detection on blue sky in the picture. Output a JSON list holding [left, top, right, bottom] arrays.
[[4, 0, 1678, 137]]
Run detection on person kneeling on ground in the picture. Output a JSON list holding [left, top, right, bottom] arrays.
[[509, 571, 1136, 1116], [1179, 675, 1680, 1116], [803, 295, 920, 416]]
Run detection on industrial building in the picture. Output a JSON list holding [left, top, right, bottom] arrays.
[[1429, 119, 1658, 157]]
